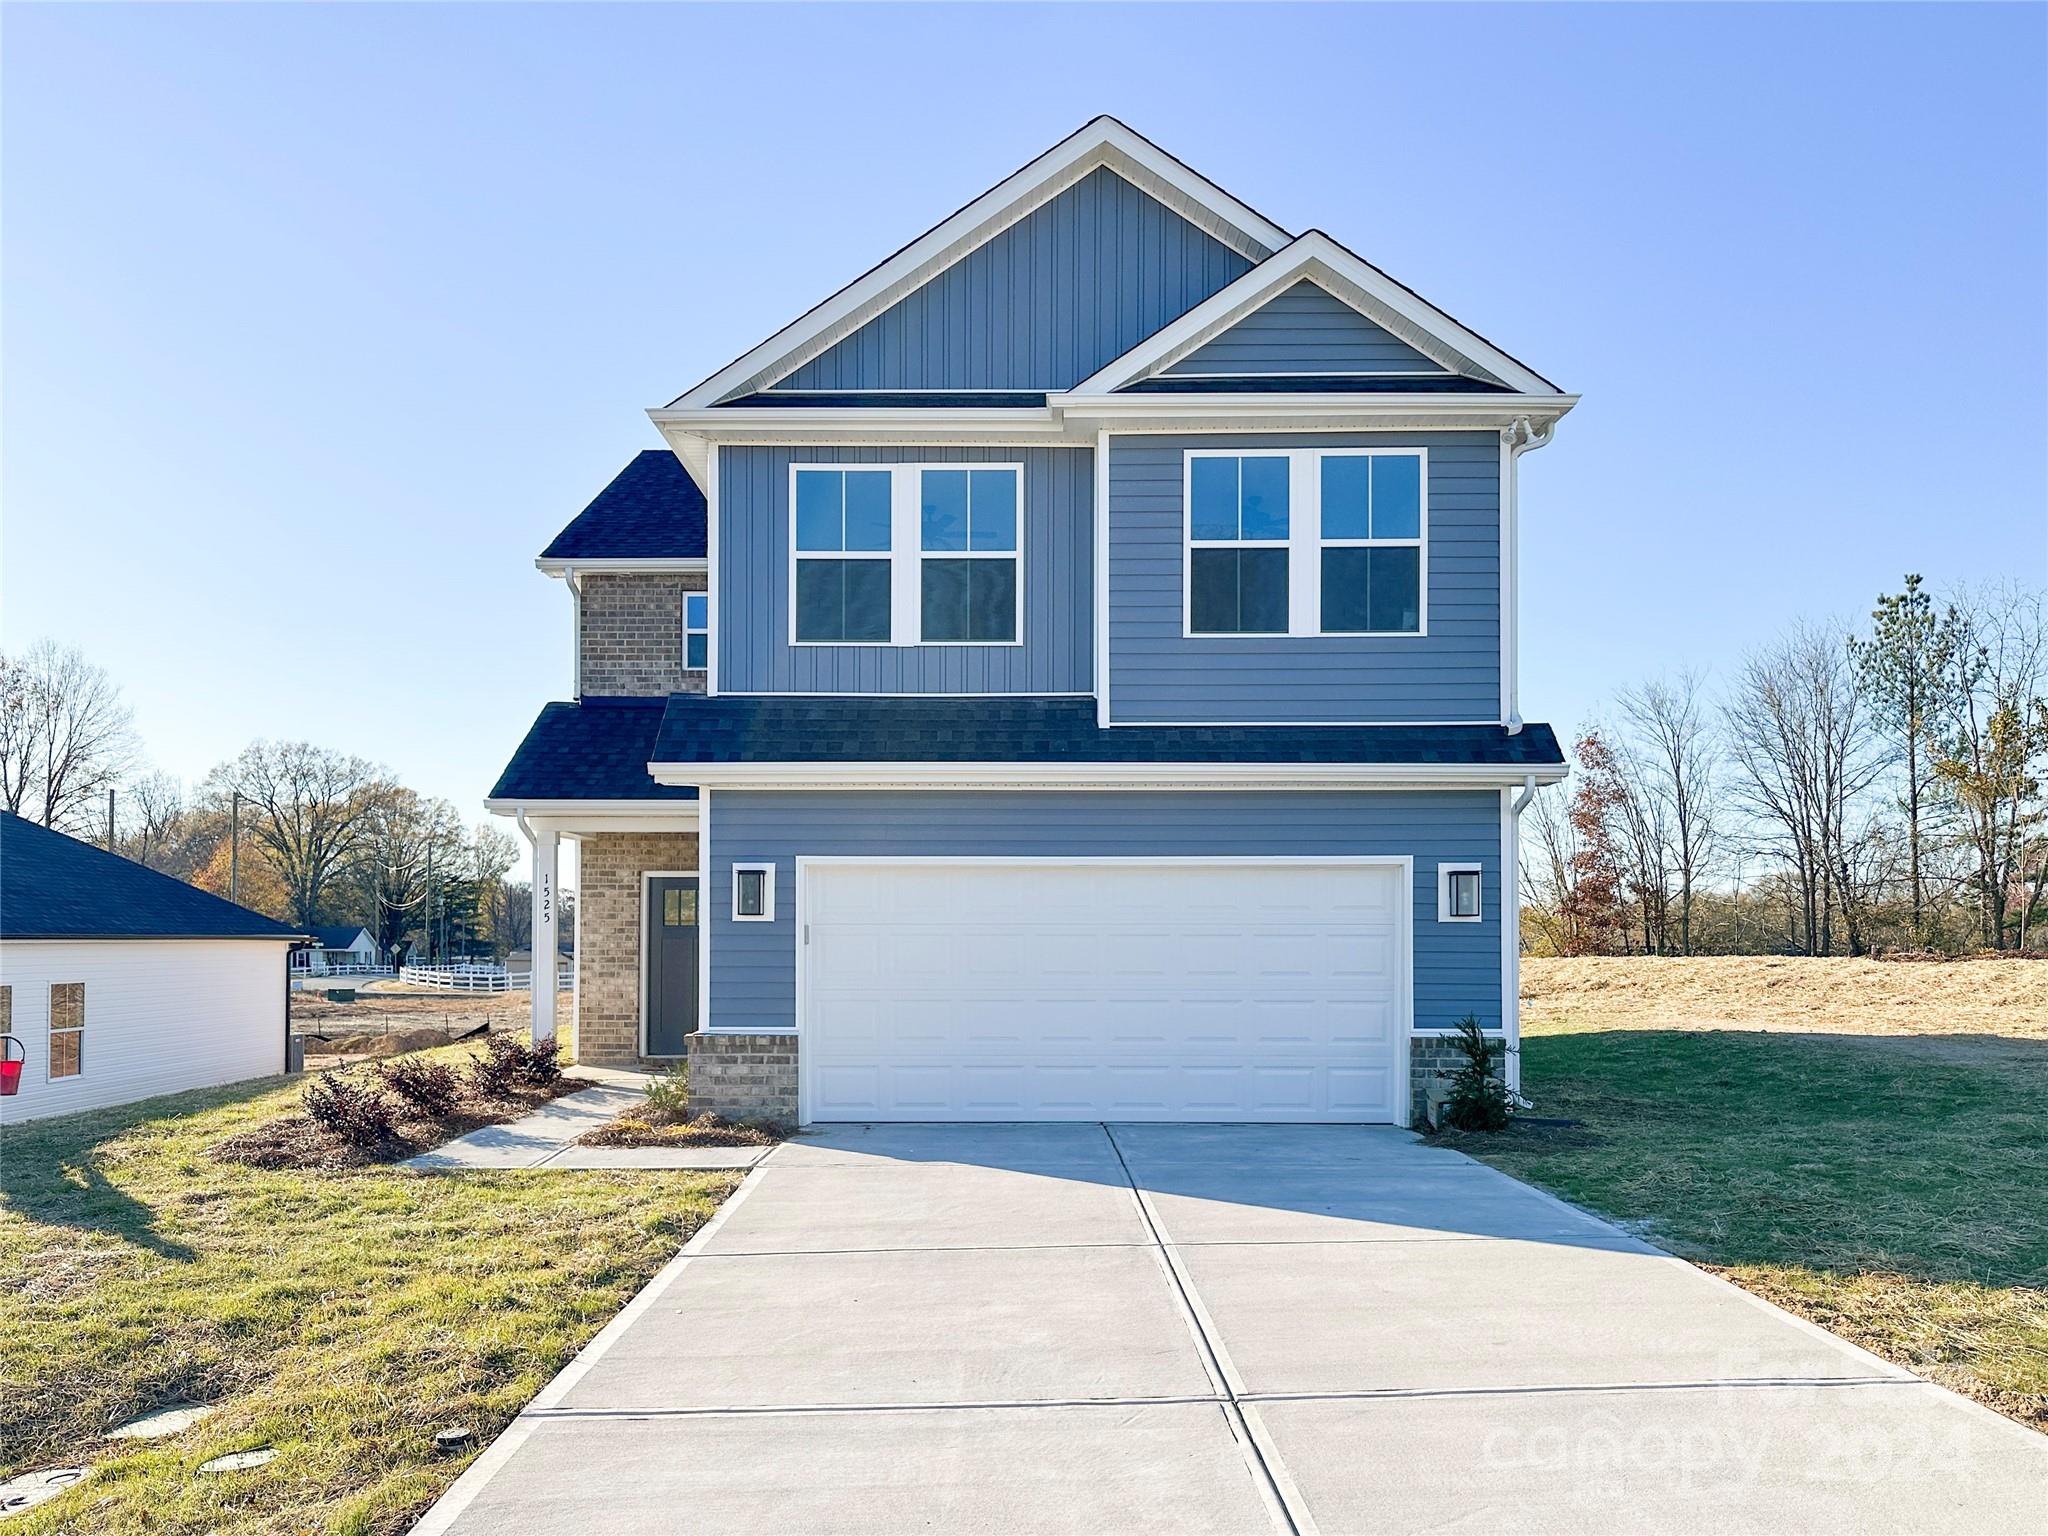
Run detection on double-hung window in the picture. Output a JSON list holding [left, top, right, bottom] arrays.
[[794, 468, 894, 643], [1188, 455, 1291, 634], [1318, 451, 1423, 634], [791, 464, 1023, 645], [1184, 448, 1427, 637], [684, 593, 709, 671], [919, 469, 1019, 643]]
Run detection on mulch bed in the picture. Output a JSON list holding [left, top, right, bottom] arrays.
[[211, 1076, 590, 1172], [578, 1111, 786, 1150]]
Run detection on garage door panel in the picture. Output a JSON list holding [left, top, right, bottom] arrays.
[[802, 863, 1406, 1123]]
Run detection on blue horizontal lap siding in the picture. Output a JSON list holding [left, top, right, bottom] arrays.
[[717, 445, 1093, 694], [1162, 281, 1448, 377], [706, 790, 1503, 1037], [771, 168, 1253, 391], [1107, 431, 1501, 723]]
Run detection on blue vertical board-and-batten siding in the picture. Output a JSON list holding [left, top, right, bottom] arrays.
[[1107, 431, 1501, 724], [770, 168, 1253, 392], [716, 445, 1093, 694], [1160, 281, 1449, 377], [707, 789, 1504, 1036]]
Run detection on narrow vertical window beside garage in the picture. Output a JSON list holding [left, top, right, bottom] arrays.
[[1438, 865, 1482, 923], [733, 864, 775, 922]]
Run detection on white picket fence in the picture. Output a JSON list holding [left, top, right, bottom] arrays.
[[399, 963, 573, 993]]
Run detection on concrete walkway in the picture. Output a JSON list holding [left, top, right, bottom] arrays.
[[415, 1124, 2048, 1534], [403, 1075, 770, 1171]]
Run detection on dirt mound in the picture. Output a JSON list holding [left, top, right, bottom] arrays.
[[1522, 955, 2048, 1041], [305, 1027, 461, 1060]]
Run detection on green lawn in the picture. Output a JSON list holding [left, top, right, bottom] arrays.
[[1440, 1017, 2048, 1432], [0, 1051, 739, 1534]]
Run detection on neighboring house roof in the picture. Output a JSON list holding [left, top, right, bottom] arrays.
[[0, 812, 304, 942], [307, 925, 373, 950], [539, 450, 706, 564], [647, 695, 1564, 769], [489, 698, 703, 805]]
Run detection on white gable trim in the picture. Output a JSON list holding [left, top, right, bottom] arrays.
[[664, 117, 1292, 411], [1063, 233, 1561, 398]]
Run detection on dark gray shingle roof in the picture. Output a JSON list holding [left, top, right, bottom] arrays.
[[649, 695, 1564, 768], [0, 813, 304, 941], [489, 699, 701, 803], [539, 451, 707, 562]]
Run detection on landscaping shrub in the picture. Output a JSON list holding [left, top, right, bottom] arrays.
[[377, 1056, 462, 1117], [644, 1062, 689, 1120], [467, 1034, 562, 1097], [302, 1072, 397, 1145], [1440, 1014, 1512, 1132]]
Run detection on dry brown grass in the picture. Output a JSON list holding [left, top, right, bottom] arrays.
[[1523, 954, 2048, 1041]]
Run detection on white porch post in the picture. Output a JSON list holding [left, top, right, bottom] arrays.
[[529, 822, 560, 1045]]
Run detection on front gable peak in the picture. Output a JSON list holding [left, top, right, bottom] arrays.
[[667, 117, 1294, 409]]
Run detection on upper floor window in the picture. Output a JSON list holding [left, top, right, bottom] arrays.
[[1184, 449, 1426, 638], [794, 468, 893, 643], [791, 464, 1023, 646], [685, 593, 709, 670]]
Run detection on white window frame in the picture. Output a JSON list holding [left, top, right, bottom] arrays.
[[1438, 862, 1483, 923], [732, 862, 776, 922], [48, 980, 85, 1079], [1182, 447, 1428, 639], [684, 590, 710, 672], [788, 462, 1024, 648]]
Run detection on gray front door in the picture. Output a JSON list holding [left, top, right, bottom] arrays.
[[645, 876, 700, 1055]]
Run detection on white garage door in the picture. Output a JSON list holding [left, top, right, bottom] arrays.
[[800, 860, 1408, 1123]]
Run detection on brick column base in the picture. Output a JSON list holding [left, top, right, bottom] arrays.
[[687, 1034, 798, 1125], [1409, 1033, 1508, 1124]]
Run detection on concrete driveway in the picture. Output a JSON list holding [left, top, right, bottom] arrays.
[[418, 1124, 2047, 1535]]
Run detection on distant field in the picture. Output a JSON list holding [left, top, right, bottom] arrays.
[[1446, 955, 2048, 1432]]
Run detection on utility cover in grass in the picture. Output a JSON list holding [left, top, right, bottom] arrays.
[[107, 1403, 215, 1440], [199, 1449, 276, 1474], [0, 1467, 89, 1515]]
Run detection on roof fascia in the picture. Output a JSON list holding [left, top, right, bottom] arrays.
[[663, 117, 1293, 412], [647, 761, 1568, 790], [534, 556, 709, 578], [1067, 233, 1561, 398]]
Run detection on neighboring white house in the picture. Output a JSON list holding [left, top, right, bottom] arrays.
[[291, 925, 383, 976], [0, 812, 305, 1123]]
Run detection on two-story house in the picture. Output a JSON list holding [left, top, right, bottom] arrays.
[[487, 118, 1573, 1127]]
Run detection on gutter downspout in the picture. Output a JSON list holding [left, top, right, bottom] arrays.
[[1501, 418, 1556, 736], [567, 573, 583, 701], [1505, 773, 1538, 1098]]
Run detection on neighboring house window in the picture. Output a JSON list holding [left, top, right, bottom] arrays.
[[919, 469, 1019, 643], [1188, 455, 1290, 634], [732, 863, 775, 922], [49, 982, 84, 1078], [685, 593, 709, 671], [1439, 864, 1483, 923], [794, 468, 893, 642], [1185, 449, 1426, 637], [790, 463, 1024, 646]]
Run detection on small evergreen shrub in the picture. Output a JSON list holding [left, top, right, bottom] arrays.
[[377, 1057, 462, 1117], [514, 1036, 562, 1087], [1440, 1014, 1512, 1132], [644, 1062, 690, 1120], [303, 1072, 397, 1144]]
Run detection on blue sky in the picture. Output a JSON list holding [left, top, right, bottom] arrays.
[[5, 2, 2044, 822]]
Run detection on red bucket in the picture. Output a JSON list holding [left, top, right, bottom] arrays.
[[1, 1035, 23, 1096]]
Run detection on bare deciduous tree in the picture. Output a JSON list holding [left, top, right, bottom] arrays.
[[0, 640, 137, 832], [1618, 671, 1721, 955], [207, 742, 387, 929]]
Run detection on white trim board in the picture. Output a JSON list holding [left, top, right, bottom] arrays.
[[666, 117, 1290, 412], [1065, 233, 1563, 398]]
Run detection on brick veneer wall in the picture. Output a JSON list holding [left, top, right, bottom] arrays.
[[574, 831, 697, 1064], [1409, 1032, 1510, 1124], [579, 572, 708, 697], [686, 1034, 798, 1125]]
